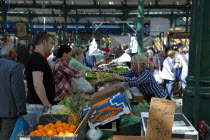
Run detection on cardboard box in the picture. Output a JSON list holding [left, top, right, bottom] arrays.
[[130, 87, 144, 102], [17, 107, 97, 140], [83, 93, 131, 128], [109, 98, 192, 140], [141, 112, 199, 140], [90, 82, 130, 104], [109, 135, 192, 140]]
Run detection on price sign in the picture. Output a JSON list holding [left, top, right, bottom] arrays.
[[145, 98, 176, 140]]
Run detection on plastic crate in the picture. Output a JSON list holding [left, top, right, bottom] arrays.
[[203, 122, 210, 140], [16, 114, 87, 140]]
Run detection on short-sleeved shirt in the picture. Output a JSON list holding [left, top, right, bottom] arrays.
[[25, 51, 55, 104], [52, 59, 80, 101]]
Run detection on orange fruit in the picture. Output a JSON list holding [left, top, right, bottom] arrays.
[[61, 122, 66, 126], [56, 120, 62, 124], [36, 132, 42, 136], [47, 130, 55, 136], [64, 124, 70, 129], [40, 130, 46, 135], [48, 123, 54, 126], [55, 122, 62, 127], [67, 133, 74, 137], [51, 125, 57, 129], [37, 125, 44, 130], [58, 132, 65, 136], [69, 125, 76, 133], [57, 127, 63, 133], [34, 130, 40, 134], [29, 132, 36, 136], [64, 130, 70, 136]]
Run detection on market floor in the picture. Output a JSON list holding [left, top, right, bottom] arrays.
[[174, 94, 183, 113]]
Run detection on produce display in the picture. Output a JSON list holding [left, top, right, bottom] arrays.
[[138, 99, 149, 105], [57, 94, 86, 127], [28, 120, 77, 136], [86, 66, 128, 79], [52, 107, 71, 114]]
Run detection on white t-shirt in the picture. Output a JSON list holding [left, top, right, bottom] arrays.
[[181, 53, 189, 73], [161, 56, 179, 80]]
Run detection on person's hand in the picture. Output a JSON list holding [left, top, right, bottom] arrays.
[[44, 103, 52, 113], [112, 74, 124, 80], [94, 79, 104, 85]]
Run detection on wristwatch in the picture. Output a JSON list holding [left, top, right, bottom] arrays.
[[44, 103, 52, 109]]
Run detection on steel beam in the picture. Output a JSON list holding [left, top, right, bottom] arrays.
[[1, 13, 188, 18], [0, 4, 191, 10]]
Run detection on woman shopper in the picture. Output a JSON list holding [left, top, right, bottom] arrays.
[[52, 45, 88, 101], [69, 47, 92, 72], [161, 50, 179, 98], [95, 54, 167, 102]]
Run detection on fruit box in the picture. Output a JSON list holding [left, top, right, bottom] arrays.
[[89, 82, 130, 104], [83, 93, 131, 128], [17, 107, 96, 140], [109, 135, 192, 140]]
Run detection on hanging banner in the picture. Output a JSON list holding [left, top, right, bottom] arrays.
[[16, 23, 27, 38]]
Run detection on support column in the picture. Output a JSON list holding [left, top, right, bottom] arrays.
[[121, 10, 128, 36], [75, 18, 79, 47], [186, 10, 189, 32], [2, 9, 7, 33], [136, 0, 144, 54], [28, 11, 33, 37], [122, 23, 127, 36], [169, 18, 174, 28], [183, 0, 210, 127], [63, 9, 68, 45]]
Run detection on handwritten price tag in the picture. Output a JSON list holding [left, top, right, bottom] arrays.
[[145, 98, 176, 140]]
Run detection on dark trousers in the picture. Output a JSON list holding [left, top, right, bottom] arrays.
[[0, 117, 17, 140]]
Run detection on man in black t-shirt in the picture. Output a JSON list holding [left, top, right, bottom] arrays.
[[25, 31, 55, 126]]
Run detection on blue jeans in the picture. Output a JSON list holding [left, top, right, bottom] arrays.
[[164, 80, 175, 98], [26, 104, 44, 126], [181, 72, 188, 89]]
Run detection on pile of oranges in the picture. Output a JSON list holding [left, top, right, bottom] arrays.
[[28, 120, 77, 137]]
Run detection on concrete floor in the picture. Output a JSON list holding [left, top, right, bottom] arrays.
[[174, 94, 183, 113]]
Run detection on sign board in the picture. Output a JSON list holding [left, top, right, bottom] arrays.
[[16, 23, 27, 38], [145, 97, 176, 140]]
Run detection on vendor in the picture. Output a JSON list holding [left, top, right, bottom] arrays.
[[108, 43, 131, 65], [95, 54, 168, 102], [69, 47, 92, 72]]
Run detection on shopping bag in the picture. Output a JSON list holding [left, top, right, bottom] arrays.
[[175, 68, 182, 81], [153, 69, 163, 84], [10, 116, 30, 140], [71, 77, 94, 93]]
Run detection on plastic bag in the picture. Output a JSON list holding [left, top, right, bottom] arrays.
[[10, 116, 30, 140], [86, 127, 103, 140], [175, 68, 182, 81], [89, 38, 102, 56], [71, 77, 94, 93], [153, 69, 164, 84]]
